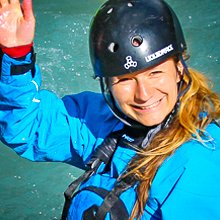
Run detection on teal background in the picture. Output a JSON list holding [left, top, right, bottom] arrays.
[[0, 0, 219, 219]]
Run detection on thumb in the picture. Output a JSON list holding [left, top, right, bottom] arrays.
[[22, 0, 35, 21]]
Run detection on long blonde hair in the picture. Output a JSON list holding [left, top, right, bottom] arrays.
[[127, 67, 220, 219]]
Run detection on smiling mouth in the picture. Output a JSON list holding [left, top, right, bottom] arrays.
[[132, 97, 164, 110]]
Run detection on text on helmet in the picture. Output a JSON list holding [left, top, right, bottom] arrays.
[[145, 44, 174, 63]]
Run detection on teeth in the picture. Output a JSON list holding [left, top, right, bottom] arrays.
[[139, 100, 160, 110]]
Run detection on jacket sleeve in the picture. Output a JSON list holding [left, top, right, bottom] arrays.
[[0, 51, 77, 163], [0, 52, 119, 168]]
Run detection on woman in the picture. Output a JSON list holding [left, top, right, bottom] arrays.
[[0, 0, 220, 219]]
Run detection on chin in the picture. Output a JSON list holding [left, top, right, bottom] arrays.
[[139, 117, 165, 127]]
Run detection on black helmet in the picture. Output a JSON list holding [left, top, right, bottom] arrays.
[[89, 0, 190, 128], [89, 0, 186, 77]]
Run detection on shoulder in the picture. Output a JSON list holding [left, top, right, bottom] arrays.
[[147, 122, 220, 218], [164, 121, 220, 179], [150, 122, 220, 202], [62, 91, 109, 118], [62, 91, 122, 137], [62, 91, 104, 108], [164, 121, 220, 171]]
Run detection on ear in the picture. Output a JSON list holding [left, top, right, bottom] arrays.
[[176, 60, 184, 83]]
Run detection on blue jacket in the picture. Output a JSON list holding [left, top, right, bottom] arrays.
[[0, 52, 220, 219]]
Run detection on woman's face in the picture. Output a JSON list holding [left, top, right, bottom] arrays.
[[109, 58, 183, 126]]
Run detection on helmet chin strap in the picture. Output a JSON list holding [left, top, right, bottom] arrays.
[[100, 78, 148, 129], [177, 54, 192, 99], [164, 55, 192, 128], [100, 55, 192, 130]]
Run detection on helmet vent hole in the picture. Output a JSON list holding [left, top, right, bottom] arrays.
[[107, 8, 113, 14], [131, 35, 143, 47], [127, 3, 134, 7], [108, 42, 119, 53]]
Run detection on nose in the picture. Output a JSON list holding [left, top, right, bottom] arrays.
[[134, 79, 153, 102]]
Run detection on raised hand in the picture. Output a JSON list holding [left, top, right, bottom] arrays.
[[0, 0, 35, 48]]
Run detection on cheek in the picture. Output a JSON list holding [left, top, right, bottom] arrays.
[[111, 85, 133, 104], [164, 81, 179, 102], [160, 75, 179, 92]]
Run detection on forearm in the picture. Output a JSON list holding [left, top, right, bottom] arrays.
[[0, 49, 72, 162]]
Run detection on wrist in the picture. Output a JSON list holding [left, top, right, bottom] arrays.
[[2, 43, 34, 58]]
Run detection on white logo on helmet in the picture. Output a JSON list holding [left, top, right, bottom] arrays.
[[124, 56, 137, 69], [145, 44, 174, 63]]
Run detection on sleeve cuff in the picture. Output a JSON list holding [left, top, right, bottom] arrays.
[[2, 43, 34, 58]]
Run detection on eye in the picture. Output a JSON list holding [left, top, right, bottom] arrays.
[[112, 77, 133, 85], [118, 78, 132, 82], [149, 70, 162, 77]]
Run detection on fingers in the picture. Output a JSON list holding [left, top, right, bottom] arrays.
[[0, 0, 21, 7], [0, 0, 9, 8], [21, 0, 34, 21], [9, 0, 19, 4]]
